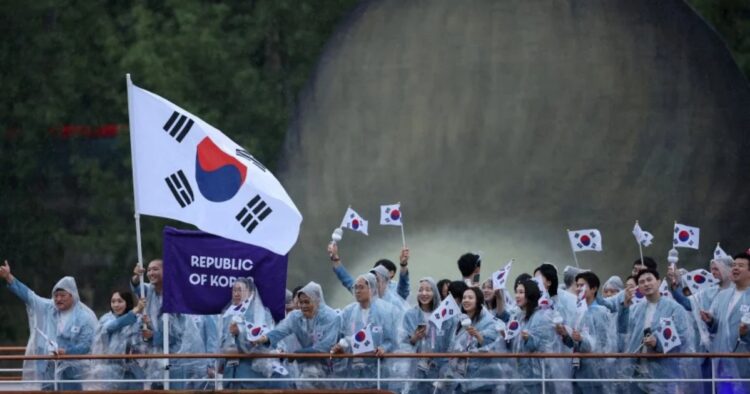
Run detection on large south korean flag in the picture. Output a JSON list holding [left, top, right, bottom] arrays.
[[127, 77, 302, 255]]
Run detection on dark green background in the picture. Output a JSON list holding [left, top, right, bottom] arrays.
[[0, 0, 746, 344]]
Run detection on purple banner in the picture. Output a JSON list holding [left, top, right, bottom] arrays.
[[162, 226, 287, 321]]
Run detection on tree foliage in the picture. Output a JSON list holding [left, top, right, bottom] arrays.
[[0, 0, 357, 343]]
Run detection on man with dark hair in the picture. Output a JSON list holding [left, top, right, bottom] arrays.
[[448, 280, 469, 304], [566, 270, 611, 394], [327, 242, 410, 300], [631, 256, 658, 276], [457, 253, 481, 286], [619, 268, 695, 393], [701, 252, 750, 392]]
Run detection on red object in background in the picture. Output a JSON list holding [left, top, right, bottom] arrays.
[[49, 124, 122, 139]]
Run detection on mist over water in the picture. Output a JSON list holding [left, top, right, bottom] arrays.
[[278, 0, 750, 307]]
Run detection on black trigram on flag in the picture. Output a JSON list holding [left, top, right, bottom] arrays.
[[236, 149, 267, 172], [162, 111, 194, 143], [165, 170, 194, 208], [236, 195, 272, 234]]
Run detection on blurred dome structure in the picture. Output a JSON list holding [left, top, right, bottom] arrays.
[[277, 0, 750, 306]]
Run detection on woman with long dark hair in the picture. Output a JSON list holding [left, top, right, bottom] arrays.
[[89, 290, 146, 390], [509, 279, 556, 394], [439, 287, 500, 393]]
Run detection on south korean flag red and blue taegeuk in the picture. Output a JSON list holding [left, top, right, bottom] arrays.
[[351, 325, 375, 354], [673, 223, 700, 250], [429, 296, 461, 329], [568, 229, 603, 252], [380, 203, 403, 226], [340, 207, 369, 235], [655, 318, 682, 353]]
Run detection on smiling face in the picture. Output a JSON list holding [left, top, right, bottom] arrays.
[[54, 289, 74, 311], [111, 292, 127, 315], [418, 281, 435, 308], [732, 258, 750, 286], [297, 293, 318, 319], [462, 289, 477, 314], [147, 259, 163, 286]]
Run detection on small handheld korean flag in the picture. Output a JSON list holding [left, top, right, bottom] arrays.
[[429, 296, 461, 329], [714, 243, 730, 260], [568, 229, 603, 252], [340, 207, 369, 235], [658, 280, 672, 299], [655, 318, 682, 353], [246, 322, 270, 342], [222, 298, 251, 318], [380, 203, 403, 226], [632, 288, 646, 305], [492, 260, 513, 290], [505, 319, 521, 340], [533, 275, 552, 309], [632, 222, 654, 247], [351, 325, 375, 354], [673, 223, 699, 249], [684, 269, 718, 293]]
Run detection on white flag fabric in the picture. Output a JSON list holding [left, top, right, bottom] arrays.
[[655, 318, 682, 353], [492, 260, 513, 290], [631, 288, 646, 305], [245, 322, 270, 342], [340, 207, 369, 235], [533, 275, 553, 309], [632, 222, 654, 247], [673, 223, 700, 249], [127, 79, 302, 255], [429, 296, 461, 329], [683, 269, 718, 293], [658, 280, 672, 299], [714, 243, 730, 260], [380, 203, 403, 226], [568, 229, 603, 252], [351, 325, 375, 354]]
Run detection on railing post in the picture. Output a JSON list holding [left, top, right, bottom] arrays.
[[711, 356, 716, 394], [53, 360, 58, 391], [376, 357, 381, 390], [541, 358, 546, 394]]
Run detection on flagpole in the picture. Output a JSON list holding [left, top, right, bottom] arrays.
[[398, 202, 406, 248], [126, 74, 146, 300], [636, 220, 645, 268], [567, 229, 580, 267]]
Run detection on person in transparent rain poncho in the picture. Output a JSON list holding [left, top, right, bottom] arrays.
[[599, 275, 628, 394], [331, 273, 399, 390], [400, 277, 457, 393], [534, 263, 575, 394], [436, 287, 501, 394], [508, 278, 557, 394], [665, 255, 734, 394], [701, 252, 750, 394], [252, 281, 341, 389], [618, 268, 696, 394], [0, 260, 97, 391], [130, 259, 204, 389], [481, 279, 513, 323], [564, 272, 616, 394], [87, 290, 147, 390], [217, 277, 286, 389]]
